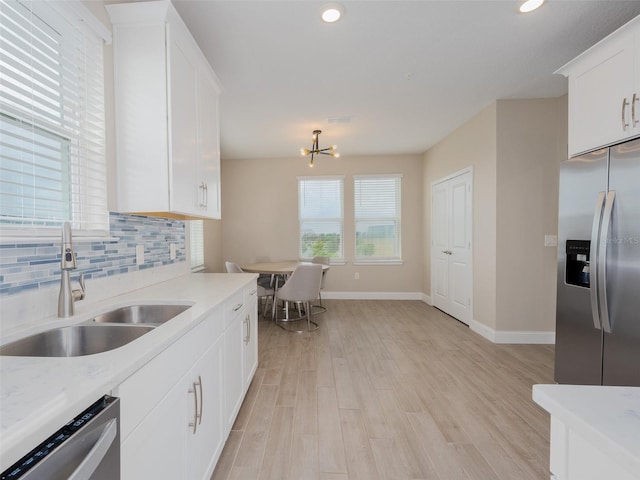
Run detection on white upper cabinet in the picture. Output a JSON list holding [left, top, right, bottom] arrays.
[[558, 16, 640, 157], [107, 1, 222, 219]]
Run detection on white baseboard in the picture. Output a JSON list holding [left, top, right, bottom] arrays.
[[323, 291, 424, 300], [470, 319, 555, 344]]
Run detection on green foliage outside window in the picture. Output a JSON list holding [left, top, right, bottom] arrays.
[[301, 232, 341, 258]]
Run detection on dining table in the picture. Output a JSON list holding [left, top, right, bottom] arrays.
[[240, 260, 329, 276], [240, 260, 329, 319]]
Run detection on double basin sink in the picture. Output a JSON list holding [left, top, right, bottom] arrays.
[[0, 304, 191, 357]]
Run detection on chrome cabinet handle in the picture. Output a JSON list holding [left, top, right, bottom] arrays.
[[203, 182, 208, 210], [621, 97, 630, 131], [590, 191, 606, 330], [197, 375, 203, 425], [188, 379, 200, 434], [441, 250, 452, 255], [233, 303, 243, 312], [198, 182, 207, 210], [247, 314, 251, 343], [598, 190, 616, 334], [633, 93, 639, 127], [243, 315, 249, 344]]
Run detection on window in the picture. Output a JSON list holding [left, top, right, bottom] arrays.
[[354, 174, 402, 262], [0, 0, 110, 234], [189, 220, 205, 272], [298, 176, 344, 261]]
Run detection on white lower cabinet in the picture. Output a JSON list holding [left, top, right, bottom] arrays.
[[120, 374, 188, 478], [223, 309, 244, 432], [223, 285, 259, 432], [114, 280, 257, 480], [550, 417, 639, 480], [243, 289, 258, 388], [187, 339, 224, 479]]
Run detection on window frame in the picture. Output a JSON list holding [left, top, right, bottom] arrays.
[[297, 175, 345, 262], [353, 174, 403, 265], [0, 0, 111, 238]]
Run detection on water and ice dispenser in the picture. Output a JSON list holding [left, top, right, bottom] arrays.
[[565, 240, 591, 288]]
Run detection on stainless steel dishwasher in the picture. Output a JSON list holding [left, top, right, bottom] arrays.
[[1, 396, 120, 480]]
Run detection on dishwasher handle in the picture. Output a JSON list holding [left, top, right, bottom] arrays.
[[67, 418, 117, 480]]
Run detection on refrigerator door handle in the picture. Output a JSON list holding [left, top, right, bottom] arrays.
[[590, 191, 606, 330], [598, 190, 616, 333]]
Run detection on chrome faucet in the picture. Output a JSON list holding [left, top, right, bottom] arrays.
[[58, 221, 85, 317]]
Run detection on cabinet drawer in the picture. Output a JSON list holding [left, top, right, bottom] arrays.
[[244, 282, 258, 306], [223, 290, 244, 330]]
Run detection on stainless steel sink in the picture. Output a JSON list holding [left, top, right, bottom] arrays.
[[0, 325, 155, 357], [92, 304, 191, 325]]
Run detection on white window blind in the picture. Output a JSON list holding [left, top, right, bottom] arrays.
[[354, 174, 402, 261], [298, 176, 344, 261], [190, 220, 204, 271], [0, 0, 108, 234]]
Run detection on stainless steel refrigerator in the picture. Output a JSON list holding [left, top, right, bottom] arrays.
[[555, 137, 640, 386]]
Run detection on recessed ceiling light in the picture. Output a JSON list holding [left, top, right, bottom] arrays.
[[321, 3, 344, 23], [519, 0, 544, 13]]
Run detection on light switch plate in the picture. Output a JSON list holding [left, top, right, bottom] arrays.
[[544, 235, 558, 247]]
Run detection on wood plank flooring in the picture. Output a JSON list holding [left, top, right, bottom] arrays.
[[211, 300, 555, 480]]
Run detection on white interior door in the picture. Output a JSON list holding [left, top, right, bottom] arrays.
[[431, 170, 473, 325]]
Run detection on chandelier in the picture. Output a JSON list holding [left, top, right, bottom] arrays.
[[300, 130, 340, 167]]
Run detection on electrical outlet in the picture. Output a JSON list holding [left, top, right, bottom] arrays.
[[136, 244, 144, 265], [355, 272, 360, 280], [170, 243, 176, 260]]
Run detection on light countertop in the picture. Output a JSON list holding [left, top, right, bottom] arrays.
[[0, 273, 256, 472], [532, 384, 640, 476]]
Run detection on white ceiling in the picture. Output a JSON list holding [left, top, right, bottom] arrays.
[[172, 0, 640, 160]]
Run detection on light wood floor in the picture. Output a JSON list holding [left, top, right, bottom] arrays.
[[211, 300, 555, 480]]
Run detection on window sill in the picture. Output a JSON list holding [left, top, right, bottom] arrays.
[[352, 259, 404, 266]]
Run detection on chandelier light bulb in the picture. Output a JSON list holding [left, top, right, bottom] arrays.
[[300, 129, 340, 167]]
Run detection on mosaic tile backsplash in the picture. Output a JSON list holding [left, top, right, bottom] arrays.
[[0, 212, 186, 297]]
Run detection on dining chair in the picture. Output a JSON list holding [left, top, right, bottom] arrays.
[[225, 261, 274, 318], [274, 264, 323, 333], [311, 256, 330, 311]]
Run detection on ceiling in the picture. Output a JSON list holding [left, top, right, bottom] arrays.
[[172, 1, 640, 160]]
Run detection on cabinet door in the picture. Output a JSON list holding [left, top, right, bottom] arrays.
[[243, 299, 258, 388], [569, 33, 635, 156], [168, 26, 200, 216], [121, 375, 187, 479], [198, 70, 221, 219], [187, 337, 224, 480], [223, 312, 244, 432]]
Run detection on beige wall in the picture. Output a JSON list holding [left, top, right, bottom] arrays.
[[203, 219, 223, 272], [423, 103, 498, 329], [495, 97, 566, 332], [422, 98, 566, 334], [220, 154, 424, 293]]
